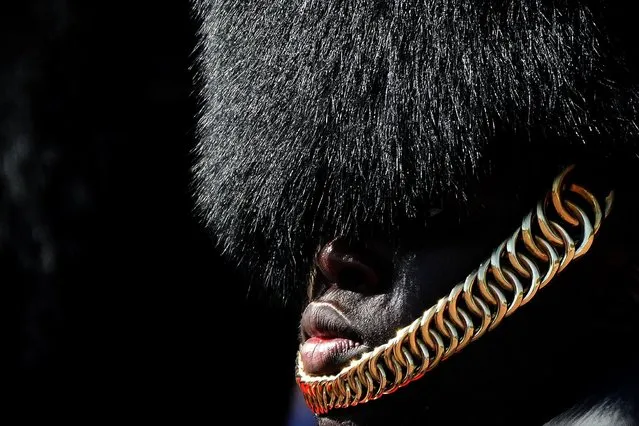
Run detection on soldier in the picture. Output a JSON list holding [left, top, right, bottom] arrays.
[[193, 1, 639, 424]]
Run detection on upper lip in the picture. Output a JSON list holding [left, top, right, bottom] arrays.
[[301, 302, 361, 343]]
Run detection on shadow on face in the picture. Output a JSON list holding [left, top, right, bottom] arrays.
[[300, 179, 639, 426]]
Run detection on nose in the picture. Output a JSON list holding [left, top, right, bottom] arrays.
[[316, 238, 391, 293]]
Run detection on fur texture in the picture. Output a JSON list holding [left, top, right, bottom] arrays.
[[194, 0, 639, 303]]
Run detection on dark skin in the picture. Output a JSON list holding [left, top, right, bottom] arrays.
[[300, 180, 639, 426]]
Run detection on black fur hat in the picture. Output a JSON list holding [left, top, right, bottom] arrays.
[[192, 0, 639, 304]]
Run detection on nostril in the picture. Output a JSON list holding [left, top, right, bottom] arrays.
[[316, 238, 389, 292], [338, 264, 379, 291]]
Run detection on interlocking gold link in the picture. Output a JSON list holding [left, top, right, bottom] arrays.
[[296, 166, 614, 415]]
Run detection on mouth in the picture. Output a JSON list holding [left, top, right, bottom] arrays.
[[299, 302, 369, 376]]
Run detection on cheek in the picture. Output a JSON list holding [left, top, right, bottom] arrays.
[[354, 244, 494, 345], [394, 243, 493, 317]]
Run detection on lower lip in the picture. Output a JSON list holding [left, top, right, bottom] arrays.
[[300, 337, 362, 376]]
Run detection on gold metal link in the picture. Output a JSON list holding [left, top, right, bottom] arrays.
[[296, 166, 614, 415]]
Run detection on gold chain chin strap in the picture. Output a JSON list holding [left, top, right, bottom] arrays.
[[296, 165, 615, 415]]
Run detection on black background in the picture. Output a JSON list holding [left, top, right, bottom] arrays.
[[4, 1, 300, 422]]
